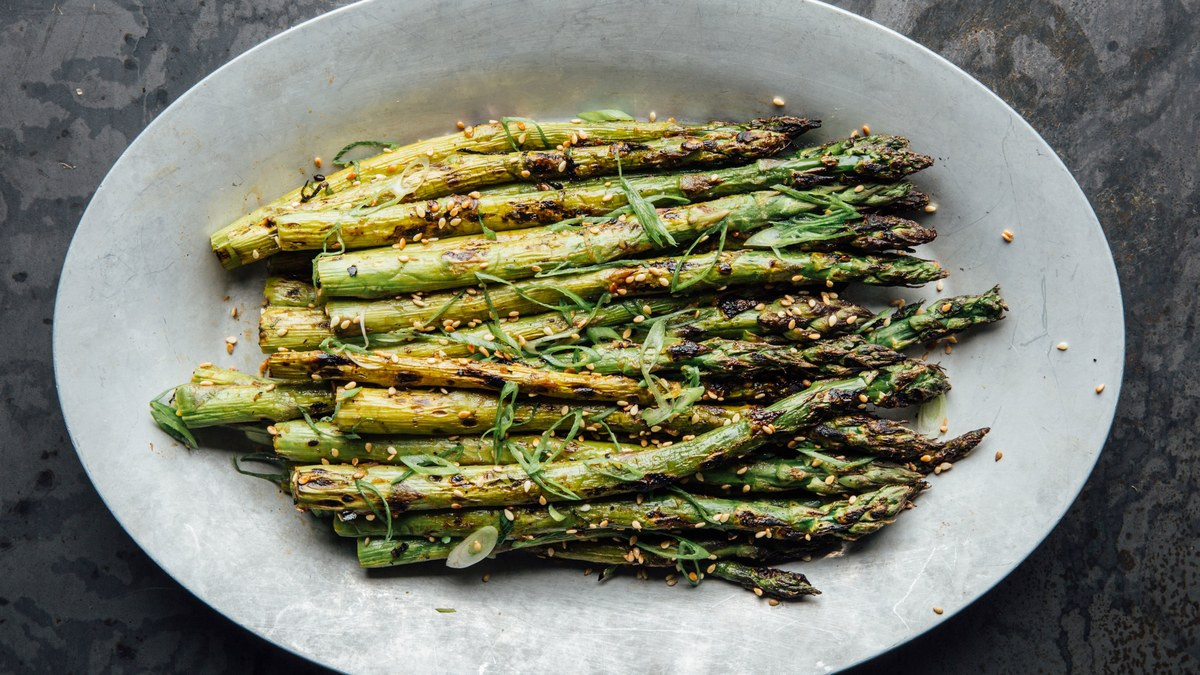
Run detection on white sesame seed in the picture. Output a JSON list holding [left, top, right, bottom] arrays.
[[1057, 342, 1069, 351], [772, 96, 785, 106]]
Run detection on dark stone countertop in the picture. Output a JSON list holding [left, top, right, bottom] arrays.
[[1, 1, 1195, 672]]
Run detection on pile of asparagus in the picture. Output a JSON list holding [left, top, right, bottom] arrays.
[[153, 112, 1006, 601]]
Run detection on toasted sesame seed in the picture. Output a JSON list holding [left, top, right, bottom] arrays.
[[924, 203, 938, 213], [520, 169, 531, 178], [772, 96, 785, 106], [504, 509, 515, 521], [557, 160, 568, 172], [920, 454, 933, 463], [994, 450, 1003, 462], [1095, 383, 1106, 394], [457, 410, 472, 419], [742, 484, 751, 493], [753, 586, 765, 596], [1002, 229, 1014, 243], [933, 606, 944, 615], [1057, 342, 1069, 351], [853, 184, 865, 193], [632, 315, 645, 323]]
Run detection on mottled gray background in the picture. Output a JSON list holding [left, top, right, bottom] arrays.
[[1, 0, 1195, 672]]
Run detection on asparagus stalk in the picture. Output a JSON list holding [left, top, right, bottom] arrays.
[[211, 118, 815, 268], [271, 420, 627, 464], [666, 292, 872, 342], [562, 335, 905, 377], [274, 134, 928, 252], [264, 276, 321, 307], [336, 295, 698, 356], [323, 249, 947, 334], [331, 387, 741, 436], [315, 191, 936, 297], [807, 415, 989, 464], [266, 350, 655, 402], [862, 286, 1008, 349], [259, 307, 332, 352], [701, 451, 924, 495], [190, 364, 274, 386], [357, 534, 821, 599], [293, 362, 949, 512], [172, 382, 332, 428], [334, 484, 917, 540]]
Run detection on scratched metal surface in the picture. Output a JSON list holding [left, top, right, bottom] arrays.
[[2, 1, 1194, 673]]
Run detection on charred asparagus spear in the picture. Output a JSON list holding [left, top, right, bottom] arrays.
[[701, 450, 925, 495], [271, 420, 628, 465], [172, 381, 332, 428], [355, 532, 821, 600], [292, 362, 949, 512], [264, 276, 321, 308], [861, 286, 1008, 349], [275, 134, 928, 251], [333, 484, 918, 540], [552, 335, 906, 377], [331, 387, 741, 436], [807, 415, 989, 464], [211, 118, 815, 268], [322, 249, 947, 335], [550, 540, 821, 600], [315, 191, 935, 297], [266, 350, 655, 403]]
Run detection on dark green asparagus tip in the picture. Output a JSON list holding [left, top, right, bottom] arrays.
[[932, 427, 991, 464], [855, 213, 937, 251], [747, 116, 821, 137], [713, 561, 821, 600]]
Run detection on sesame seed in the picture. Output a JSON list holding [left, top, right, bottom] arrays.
[[1095, 383, 1106, 394], [753, 587, 764, 596], [276, 327, 289, 337], [994, 450, 1003, 462], [457, 410, 472, 419], [456, 121, 466, 130], [632, 315, 645, 323], [936, 280, 944, 292], [933, 606, 944, 615], [924, 203, 938, 213], [920, 454, 933, 463], [520, 169, 531, 178], [853, 184, 865, 193], [1002, 229, 1014, 243], [313, 156, 322, 168], [557, 160, 568, 172], [504, 509, 515, 521], [772, 96, 785, 106]]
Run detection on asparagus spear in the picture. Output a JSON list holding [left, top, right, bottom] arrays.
[[333, 484, 917, 540], [666, 292, 872, 342], [332, 295, 697, 356], [274, 134, 928, 252], [172, 382, 332, 428], [271, 420, 627, 465], [323, 249, 947, 334], [264, 276, 321, 308], [861, 286, 1008, 349], [561, 335, 905, 377], [357, 534, 821, 599], [211, 119, 814, 268], [293, 362, 949, 512], [266, 350, 655, 402], [700, 451, 924, 495], [261, 285, 867, 354], [807, 415, 989, 464], [316, 191, 936, 297], [258, 307, 334, 353], [331, 387, 741, 436], [190, 364, 274, 386]]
